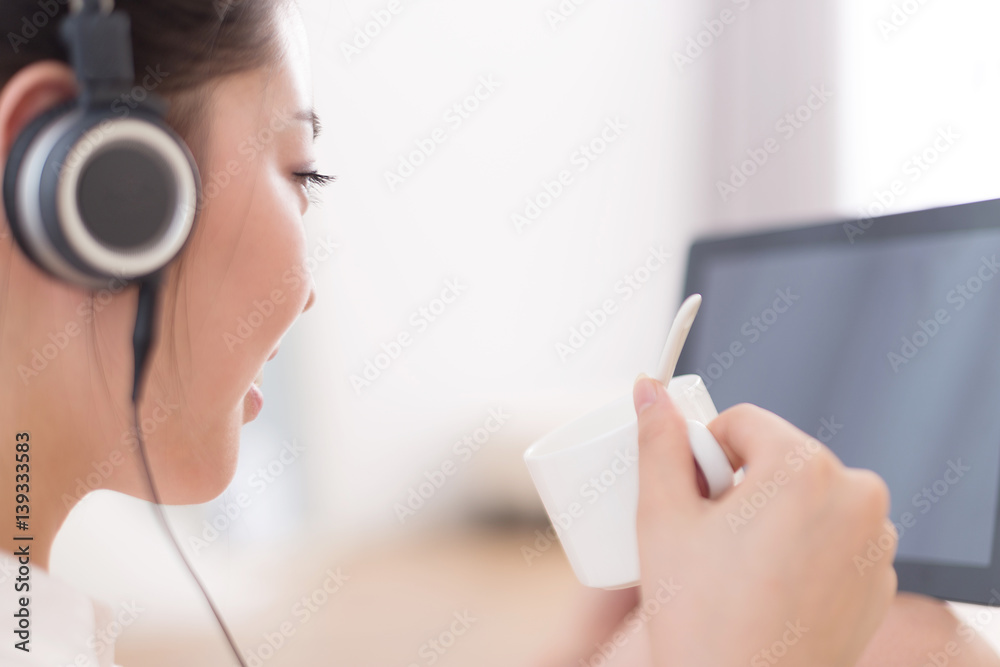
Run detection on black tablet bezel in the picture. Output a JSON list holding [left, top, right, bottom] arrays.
[[676, 197, 1000, 605]]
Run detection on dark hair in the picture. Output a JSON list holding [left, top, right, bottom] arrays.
[[0, 0, 289, 152]]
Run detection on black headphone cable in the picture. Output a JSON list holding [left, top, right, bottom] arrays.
[[130, 273, 249, 667]]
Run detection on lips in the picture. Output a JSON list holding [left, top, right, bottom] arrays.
[[244, 346, 280, 423], [244, 383, 264, 422]]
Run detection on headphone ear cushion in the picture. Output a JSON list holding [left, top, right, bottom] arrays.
[[3, 99, 78, 271]]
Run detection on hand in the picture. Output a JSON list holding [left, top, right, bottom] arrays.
[[633, 375, 898, 667]]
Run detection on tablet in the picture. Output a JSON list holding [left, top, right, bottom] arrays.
[[676, 197, 1000, 605]]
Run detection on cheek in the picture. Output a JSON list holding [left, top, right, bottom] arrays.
[[177, 167, 310, 406]]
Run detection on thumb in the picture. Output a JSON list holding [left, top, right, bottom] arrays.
[[634, 374, 702, 516]]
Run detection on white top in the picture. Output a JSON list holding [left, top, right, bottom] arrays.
[[0, 551, 121, 667]]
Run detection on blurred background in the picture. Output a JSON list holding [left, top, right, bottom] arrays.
[[48, 0, 1000, 664]]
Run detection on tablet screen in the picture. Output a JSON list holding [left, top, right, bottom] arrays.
[[679, 225, 1000, 568]]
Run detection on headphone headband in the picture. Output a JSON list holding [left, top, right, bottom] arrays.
[[61, 0, 135, 106]]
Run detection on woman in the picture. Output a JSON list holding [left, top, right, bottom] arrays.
[[0, 1, 995, 666], [0, 1, 320, 664]]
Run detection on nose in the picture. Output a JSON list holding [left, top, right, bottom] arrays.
[[303, 282, 317, 313]]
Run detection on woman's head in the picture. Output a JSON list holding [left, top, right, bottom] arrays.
[[0, 1, 324, 509]]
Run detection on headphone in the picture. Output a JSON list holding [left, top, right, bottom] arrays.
[[2, 3, 248, 665], [3, 0, 199, 290]]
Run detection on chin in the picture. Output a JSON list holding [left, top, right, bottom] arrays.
[[145, 407, 245, 505]]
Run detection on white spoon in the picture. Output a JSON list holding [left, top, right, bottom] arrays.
[[653, 293, 703, 383], [650, 293, 738, 496]]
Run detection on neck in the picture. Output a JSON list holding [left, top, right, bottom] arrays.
[[0, 295, 131, 572], [0, 396, 82, 570], [0, 245, 146, 572]]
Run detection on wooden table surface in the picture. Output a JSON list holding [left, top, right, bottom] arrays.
[[114, 522, 589, 667], [112, 520, 1000, 667]]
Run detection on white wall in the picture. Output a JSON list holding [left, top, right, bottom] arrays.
[[293, 0, 1000, 541], [698, 0, 841, 230], [838, 0, 1000, 215], [292, 0, 714, 542]]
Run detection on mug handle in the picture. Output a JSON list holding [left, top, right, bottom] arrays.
[[687, 419, 734, 498]]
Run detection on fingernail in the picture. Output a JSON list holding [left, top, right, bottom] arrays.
[[633, 373, 659, 415]]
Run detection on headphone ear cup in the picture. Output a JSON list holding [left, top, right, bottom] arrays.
[[4, 101, 201, 289], [3, 99, 78, 276]]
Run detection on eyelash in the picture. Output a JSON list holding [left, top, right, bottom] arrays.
[[293, 170, 337, 204]]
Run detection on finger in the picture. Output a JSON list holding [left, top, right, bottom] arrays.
[[707, 403, 832, 478], [634, 374, 702, 514], [847, 468, 892, 520], [848, 468, 897, 560]]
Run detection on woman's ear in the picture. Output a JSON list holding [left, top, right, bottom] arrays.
[[0, 60, 77, 157]]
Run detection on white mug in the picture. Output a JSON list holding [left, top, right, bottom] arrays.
[[523, 374, 734, 589]]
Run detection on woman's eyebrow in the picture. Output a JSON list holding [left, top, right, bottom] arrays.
[[293, 108, 322, 140]]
